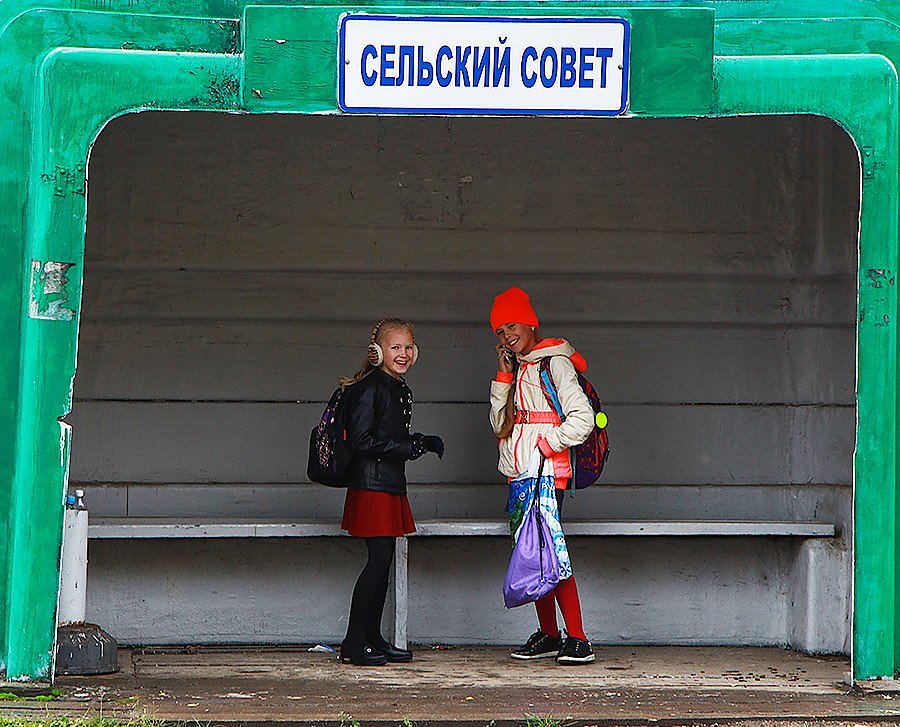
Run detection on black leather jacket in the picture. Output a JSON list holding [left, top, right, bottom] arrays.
[[344, 368, 421, 494]]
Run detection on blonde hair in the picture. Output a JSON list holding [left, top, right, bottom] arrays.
[[339, 318, 415, 388], [495, 325, 540, 440]]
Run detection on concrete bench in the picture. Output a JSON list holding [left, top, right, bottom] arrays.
[[88, 517, 836, 648], [88, 518, 835, 538]]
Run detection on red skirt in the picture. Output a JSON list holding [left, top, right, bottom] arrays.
[[341, 488, 416, 537]]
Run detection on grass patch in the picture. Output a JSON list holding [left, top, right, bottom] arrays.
[[0, 689, 63, 703], [523, 715, 568, 727], [0, 716, 166, 727], [0, 719, 172, 727]]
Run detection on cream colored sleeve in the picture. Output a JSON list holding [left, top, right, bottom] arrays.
[[544, 356, 595, 452], [489, 380, 511, 435]]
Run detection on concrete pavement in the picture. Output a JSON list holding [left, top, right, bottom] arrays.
[[4, 645, 900, 724]]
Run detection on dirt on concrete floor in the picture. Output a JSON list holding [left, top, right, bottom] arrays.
[[4, 646, 900, 725]]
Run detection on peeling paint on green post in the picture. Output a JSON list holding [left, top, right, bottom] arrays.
[[2, 0, 900, 682]]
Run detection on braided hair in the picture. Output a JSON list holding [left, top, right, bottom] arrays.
[[339, 318, 415, 388]]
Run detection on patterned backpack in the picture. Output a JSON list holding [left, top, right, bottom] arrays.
[[307, 386, 353, 487], [538, 358, 610, 489]]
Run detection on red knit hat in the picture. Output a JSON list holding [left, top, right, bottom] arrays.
[[490, 287, 539, 331]]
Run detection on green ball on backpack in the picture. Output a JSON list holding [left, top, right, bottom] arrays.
[[595, 411, 608, 429]]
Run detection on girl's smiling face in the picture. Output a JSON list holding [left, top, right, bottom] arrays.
[[379, 327, 416, 379], [495, 322, 538, 356]]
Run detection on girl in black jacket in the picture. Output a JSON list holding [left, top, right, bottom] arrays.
[[339, 319, 444, 666]]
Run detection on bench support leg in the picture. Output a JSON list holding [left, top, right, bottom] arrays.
[[789, 537, 850, 653], [393, 536, 408, 649]]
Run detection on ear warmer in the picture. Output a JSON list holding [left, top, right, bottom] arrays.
[[368, 320, 419, 366], [490, 287, 539, 332]]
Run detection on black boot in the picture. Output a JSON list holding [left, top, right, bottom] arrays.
[[371, 639, 413, 662], [340, 640, 388, 666]]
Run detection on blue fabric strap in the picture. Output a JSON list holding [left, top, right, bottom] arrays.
[[539, 359, 565, 421]]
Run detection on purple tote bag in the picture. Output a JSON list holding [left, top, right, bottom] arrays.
[[503, 502, 561, 608]]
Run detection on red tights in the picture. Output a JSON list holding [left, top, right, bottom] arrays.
[[535, 575, 586, 641], [534, 484, 586, 641]]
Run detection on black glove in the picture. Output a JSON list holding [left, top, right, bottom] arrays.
[[409, 435, 426, 460], [421, 434, 445, 459]]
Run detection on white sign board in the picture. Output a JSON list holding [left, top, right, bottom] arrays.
[[338, 15, 630, 115]]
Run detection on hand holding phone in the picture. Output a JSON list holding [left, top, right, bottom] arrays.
[[496, 343, 514, 373]]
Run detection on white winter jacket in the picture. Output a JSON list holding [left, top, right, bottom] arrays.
[[489, 338, 594, 482]]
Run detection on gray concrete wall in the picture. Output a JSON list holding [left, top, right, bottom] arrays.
[[73, 112, 858, 651]]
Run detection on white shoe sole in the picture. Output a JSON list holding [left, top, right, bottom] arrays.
[[556, 653, 596, 664], [510, 650, 560, 660]]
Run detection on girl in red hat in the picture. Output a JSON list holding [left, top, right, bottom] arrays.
[[489, 287, 596, 664]]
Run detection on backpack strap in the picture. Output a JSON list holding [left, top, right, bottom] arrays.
[[539, 357, 578, 497], [538, 358, 566, 423]]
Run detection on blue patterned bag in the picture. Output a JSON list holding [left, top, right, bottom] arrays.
[[503, 450, 572, 608]]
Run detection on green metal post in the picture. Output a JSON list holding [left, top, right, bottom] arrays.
[[7, 47, 240, 679], [715, 54, 899, 680]]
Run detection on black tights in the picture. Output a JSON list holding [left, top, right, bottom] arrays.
[[344, 536, 396, 649]]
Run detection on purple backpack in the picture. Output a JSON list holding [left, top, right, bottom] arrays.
[[539, 358, 610, 489], [307, 387, 352, 487], [503, 501, 561, 608]]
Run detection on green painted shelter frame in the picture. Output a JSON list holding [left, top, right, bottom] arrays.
[[2, 0, 900, 682]]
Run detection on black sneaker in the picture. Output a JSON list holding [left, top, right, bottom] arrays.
[[510, 630, 563, 660], [556, 636, 595, 664]]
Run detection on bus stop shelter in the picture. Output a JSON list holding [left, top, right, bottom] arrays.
[[1, 0, 899, 684]]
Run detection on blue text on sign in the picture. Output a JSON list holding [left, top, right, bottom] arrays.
[[360, 43, 614, 89]]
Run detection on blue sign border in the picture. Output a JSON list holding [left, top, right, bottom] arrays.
[[338, 14, 631, 116]]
